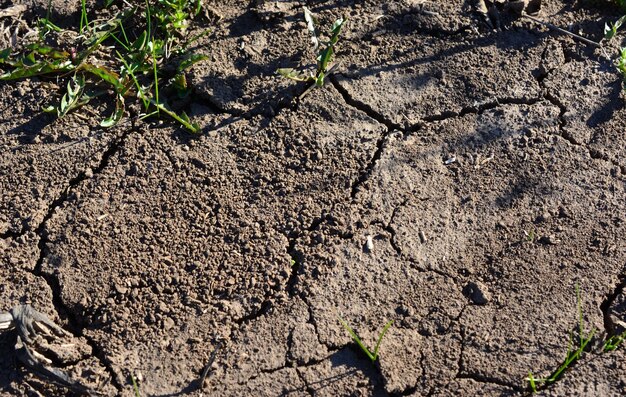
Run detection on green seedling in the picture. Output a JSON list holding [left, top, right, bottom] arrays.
[[338, 316, 393, 362], [618, 47, 626, 81], [43, 74, 89, 118], [526, 284, 595, 393], [79, 0, 89, 34], [603, 330, 626, 352], [604, 15, 626, 41], [0, 0, 207, 132], [131, 373, 141, 397], [278, 7, 346, 88]]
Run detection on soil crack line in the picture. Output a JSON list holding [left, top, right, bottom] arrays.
[[455, 373, 523, 391], [27, 127, 135, 394], [600, 275, 626, 336], [330, 75, 401, 131]]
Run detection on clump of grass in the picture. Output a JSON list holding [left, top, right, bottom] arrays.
[[526, 285, 595, 393], [278, 7, 346, 89], [526, 284, 626, 393], [0, 0, 208, 132], [338, 316, 393, 362], [603, 330, 626, 351]]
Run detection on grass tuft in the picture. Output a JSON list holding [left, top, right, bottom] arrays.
[[0, 0, 207, 132], [338, 316, 393, 362], [278, 7, 347, 90]]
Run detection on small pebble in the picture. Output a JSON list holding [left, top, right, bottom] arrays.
[[418, 231, 427, 244], [365, 235, 374, 253]]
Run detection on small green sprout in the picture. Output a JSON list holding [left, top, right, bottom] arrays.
[[278, 7, 346, 88], [604, 15, 626, 41], [526, 284, 596, 393], [43, 74, 88, 118], [618, 47, 626, 81], [0, 1, 207, 132], [603, 330, 626, 352], [131, 373, 141, 397], [338, 316, 393, 362]]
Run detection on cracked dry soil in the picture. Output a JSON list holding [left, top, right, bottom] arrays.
[[1, 0, 626, 396]]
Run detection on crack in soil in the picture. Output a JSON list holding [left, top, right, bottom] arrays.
[[329, 76, 399, 199], [453, 304, 524, 392], [600, 275, 626, 336], [23, 127, 135, 394], [349, 128, 392, 199], [295, 367, 316, 397]]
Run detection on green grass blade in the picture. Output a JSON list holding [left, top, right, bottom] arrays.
[[372, 320, 393, 360], [80, 0, 89, 34], [131, 374, 141, 397], [277, 68, 312, 82], [80, 63, 125, 93], [527, 371, 537, 393], [177, 53, 208, 73], [147, 98, 199, 133], [101, 94, 125, 127], [338, 316, 375, 362]]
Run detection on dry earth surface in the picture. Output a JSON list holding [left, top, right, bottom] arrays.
[[1, 0, 626, 396]]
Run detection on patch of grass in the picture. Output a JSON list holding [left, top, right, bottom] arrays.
[[338, 316, 393, 362], [526, 284, 626, 393], [278, 7, 346, 88], [526, 285, 595, 393], [0, 0, 208, 132]]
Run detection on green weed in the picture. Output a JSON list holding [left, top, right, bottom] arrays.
[[0, 1, 207, 132], [527, 285, 595, 393], [278, 7, 346, 88], [603, 330, 626, 351], [604, 15, 626, 41], [43, 74, 89, 118], [525, 284, 626, 393], [618, 47, 626, 81], [131, 373, 141, 397], [338, 316, 393, 362]]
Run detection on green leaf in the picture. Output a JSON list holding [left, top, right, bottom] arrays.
[[176, 53, 208, 73], [0, 59, 74, 80], [604, 15, 626, 41], [331, 17, 345, 38], [148, 97, 200, 133], [277, 68, 312, 82], [29, 44, 65, 58], [372, 320, 393, 359], [318, 45, 334, 71], [0, 48, 11, 64], [338, 316, 375, 361], [80, 63, 126, 93], [101, 94, 125, 127], [55, 74, 88, 118]]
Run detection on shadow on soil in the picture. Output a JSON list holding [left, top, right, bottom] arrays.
[[281, 347, 387, 396]]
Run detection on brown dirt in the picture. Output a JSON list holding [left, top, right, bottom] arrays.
[[1, 0, 626, 396]]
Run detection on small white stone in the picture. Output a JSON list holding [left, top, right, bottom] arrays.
[[365, 235, 374, 252]]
